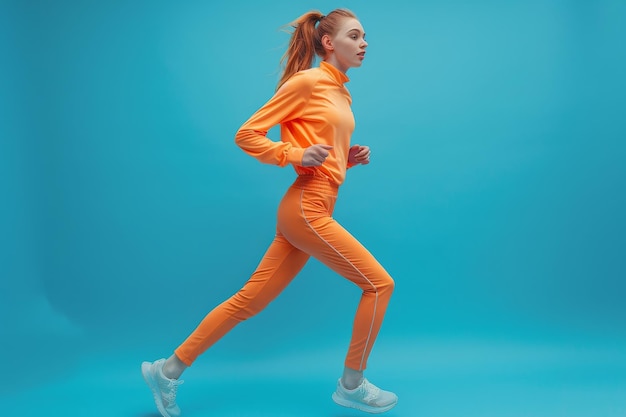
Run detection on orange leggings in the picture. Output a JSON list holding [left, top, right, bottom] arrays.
[[174, 175, 394, 371]]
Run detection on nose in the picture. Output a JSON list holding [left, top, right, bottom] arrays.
[[362, 39, 368, 48]]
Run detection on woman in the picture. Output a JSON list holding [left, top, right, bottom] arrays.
[[142, 8, 397, 416]]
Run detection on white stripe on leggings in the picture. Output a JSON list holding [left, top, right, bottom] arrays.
[[299, 189, 377, 371]]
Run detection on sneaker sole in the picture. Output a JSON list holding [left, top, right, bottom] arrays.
[[141, 362, 171, 417], [332, 392, 398, 414]]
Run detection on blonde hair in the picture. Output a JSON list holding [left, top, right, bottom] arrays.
[[277, 8, 357, 89]]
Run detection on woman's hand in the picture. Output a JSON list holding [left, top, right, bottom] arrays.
[[348, 144, 371, 165], [302, 144, 333, 167]]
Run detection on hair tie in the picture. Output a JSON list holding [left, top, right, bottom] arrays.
[[314, 14, 325, 28]]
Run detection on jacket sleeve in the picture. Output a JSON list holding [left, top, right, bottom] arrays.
[[234, 73, 313, 167]]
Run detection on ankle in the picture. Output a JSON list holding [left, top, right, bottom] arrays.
[[162, 355, 187, 380], [342, 367, 364, 390]]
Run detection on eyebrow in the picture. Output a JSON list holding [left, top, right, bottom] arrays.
[[347, 28, 365, 36]]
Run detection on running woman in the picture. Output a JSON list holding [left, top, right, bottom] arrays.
[[141, 8, 398, 415]]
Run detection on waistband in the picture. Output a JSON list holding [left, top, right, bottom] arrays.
[[292, 174, 339, 193]]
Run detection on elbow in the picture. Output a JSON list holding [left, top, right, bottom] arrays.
[[234, 128, 260, 149], [234, 128, 245, 147]]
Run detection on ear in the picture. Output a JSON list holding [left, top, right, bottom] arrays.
[[321, 34, 334, 53]]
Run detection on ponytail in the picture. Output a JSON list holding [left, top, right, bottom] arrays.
[[277, 11, 324, 90], [277, 8, 357, 90]]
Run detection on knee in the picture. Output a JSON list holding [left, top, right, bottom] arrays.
[[366, 274, 394, 297], [380, 275, 395, 295]]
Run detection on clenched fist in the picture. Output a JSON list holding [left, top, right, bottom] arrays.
[[302, 144, 333, 167], [348, 144, 371, 165]]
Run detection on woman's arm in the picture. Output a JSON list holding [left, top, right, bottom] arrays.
[[235, 74, 313, 167]]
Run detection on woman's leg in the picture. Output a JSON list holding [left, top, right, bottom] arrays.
[[142, 214, 310, 417], [277, 177, 397, 412], [277, 178, 395, 373], [173, 233, 310, 367]]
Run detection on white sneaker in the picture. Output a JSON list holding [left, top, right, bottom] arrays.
[[141, 359, 184, 417], [332, 378, 398, 414]]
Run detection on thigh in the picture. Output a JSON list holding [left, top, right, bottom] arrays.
[[278, 187, 390, 288], [237, 232, 311, 303]]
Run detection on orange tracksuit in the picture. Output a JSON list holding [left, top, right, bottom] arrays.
[[174, 61, 394, 371]]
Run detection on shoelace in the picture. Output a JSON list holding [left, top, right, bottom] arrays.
[[163, 379, 184, 403], [360, 379, 381, 403]]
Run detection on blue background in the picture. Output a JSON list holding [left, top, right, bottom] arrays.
[[1, 0, 625, 416]]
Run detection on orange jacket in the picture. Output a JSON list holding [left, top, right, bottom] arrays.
[[235, 61, 355, 185]]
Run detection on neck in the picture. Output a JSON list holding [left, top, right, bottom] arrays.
[[323, 57, 349, 74]]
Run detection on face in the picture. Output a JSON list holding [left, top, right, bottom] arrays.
[[323, 17, 368, 72]]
